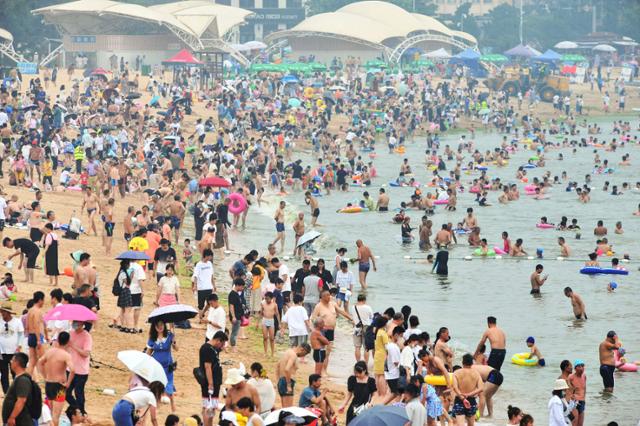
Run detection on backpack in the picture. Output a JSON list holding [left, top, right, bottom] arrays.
[[17, 374, 42, 420], [112, 269, 130, 296]]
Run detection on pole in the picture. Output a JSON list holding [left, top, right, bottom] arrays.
[[519, 0, 523, 44], [591, 3, 596, 33]]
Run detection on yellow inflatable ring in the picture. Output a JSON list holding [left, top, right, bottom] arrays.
[[424, 373, 453, 386], [511, 352, 538, 367]]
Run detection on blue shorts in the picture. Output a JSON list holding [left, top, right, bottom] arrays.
[[452, 396, 477, 418], [277, 377, 295, 396], [358, 262, 370, 273], [576, 400, 585, 413], [336, 291, 348, 302], [28, 333, 44, 348], [276, 222, 285, 233]]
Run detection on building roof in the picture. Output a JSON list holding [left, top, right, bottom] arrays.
[[33, 0, 252, 42], [267, 1, 475, 49], [0, 28, 13, 43]]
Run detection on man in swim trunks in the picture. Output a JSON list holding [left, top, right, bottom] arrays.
[[169, 195, 186, 245], [376, 188, 389, 211], [355, 239, 376, 289], [272, 201, 286, 253], [599, 331, 621, 392], [452, 354, 484, 425], [529, 264, 547, 294], [38, 331, 74, 425], [569, 359, 587, 426], [103, 198, 115, 256], [26, 291, 49, 378], [434, 223, 452, 249], [309, 319, 329, 376], [475, 316, 507, 371], [564, 287, 587, 320], [276, 343, 311, 408], [471, 363, 503, 418], [311, 290, 353, 374], [304, 192, 320, 227], [292, 212, 305, 257], [81, 187, 99, 236]]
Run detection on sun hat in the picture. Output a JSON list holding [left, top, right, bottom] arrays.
[[574, 359, 585, 367], [0, 302, 15, 315], [224, 368, 246, 386], [553, 379, 569, 391]]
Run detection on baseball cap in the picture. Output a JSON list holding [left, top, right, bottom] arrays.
[[526, 336, 535, 344]]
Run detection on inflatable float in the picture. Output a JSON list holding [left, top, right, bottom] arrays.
[[511, 353, 539, 367], [337, 206, 369, 214], [424, 374, 453, 386], [580, 267, 629, 276]]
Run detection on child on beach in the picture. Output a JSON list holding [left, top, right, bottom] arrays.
[[0, 273, 17, 301], [526, 336, 545, 366], [261, 292, 279, 357], [182, 239, 194, 271], [310, 318, 330, 375]]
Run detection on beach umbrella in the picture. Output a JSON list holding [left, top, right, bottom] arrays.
[[288, 98, 302, 107], [423, 48, 451, 59], [116, 250, 150, 261], [593, 44, 616, 53], [117, 351, 167, 386], [264, 407, 318, 425], [554, 41, 578, 50], [199, 176, 231, 187], [282, 74, 299, 84], [90, 68, 110, 76], [243, 40, 267, 50], [347, 405, 409, 426], [148, 304, 198, 323], [21, 104, 38, 111], [296, 230, 322, 248], [504, 44, 541, 58], [309, 62, 327, 71], [43, 304, 98, 322]]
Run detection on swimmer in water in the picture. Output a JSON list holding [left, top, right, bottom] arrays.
[[585, 252, 600, 267], [509, 238, 527, 257], [558, 237, 571, 257], [525, 337, 545, 366], [564, 287, 587, 320], [529, 264, 547, 294]]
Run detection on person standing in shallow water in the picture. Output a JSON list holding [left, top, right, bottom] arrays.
[[475, 316, 507, 371]]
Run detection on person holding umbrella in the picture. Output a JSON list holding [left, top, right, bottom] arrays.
[[145, 320, 177, 413]]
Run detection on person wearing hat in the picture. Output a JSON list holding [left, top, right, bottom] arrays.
[[599, 330, 621, 392], [223, 368, 260, 414], [568, 359, 586, 426], [0, 302, 23, 394], [548, 379, 575, 426], [525, 336, 545, 366]]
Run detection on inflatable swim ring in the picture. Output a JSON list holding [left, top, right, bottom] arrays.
[[474, 248, 496, 257], [529, 156, 539, 161], [433, 199, 449, 205], [523, 164, 537, 169], [493, 246, 507, 255], [579, 267, 628, 276], [338, 207, 368, 214], [228, 193, 248, 215], [511, 353, 538, 367], [394, 147, 406, 154], [536, 223, 554, 229], [524, 185, 537, 191], [424, 374, 453, 386], [476, 166, 488, 171]]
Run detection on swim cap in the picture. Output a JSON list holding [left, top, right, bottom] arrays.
[[573, 359, 585, 367], [609, 281, 618, 289], [526, 336, 535, 344]]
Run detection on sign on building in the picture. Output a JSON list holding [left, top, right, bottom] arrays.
[[17, 62, 38, 74]]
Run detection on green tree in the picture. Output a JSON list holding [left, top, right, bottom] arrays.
[[480, 4, 519, 52]]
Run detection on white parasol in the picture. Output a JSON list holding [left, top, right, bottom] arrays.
[[296, 230, 322, 248], [117, 350, 168, 385]]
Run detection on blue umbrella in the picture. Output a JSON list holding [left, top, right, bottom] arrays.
[[288, 98, 302, 107], [116, 251, 151, 261], [282, 74, 299, 84], [347, 405, 409, 425]]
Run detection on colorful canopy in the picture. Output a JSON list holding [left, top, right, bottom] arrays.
[[534, 49, 562, 62], [504, 44, 541, 58], [162, 49, 203, 65]]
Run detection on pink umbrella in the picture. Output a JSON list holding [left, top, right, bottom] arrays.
[[43, 304, 97, 322]]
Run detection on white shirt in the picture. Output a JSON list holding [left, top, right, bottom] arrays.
[[384, 342, 401, 380], [125, 387, 157, 410], [247, 377, 276, 413], [401, 346, 417, 376], [0, 317, 24, 354], [38, 403, 53, 426], [281, 305, 309, 337], [405, 397, 426, 426], [278, 264, 291, 292], [548, 395, 567, 426], [128, 263, 146, 295], [193, 261, 214, 291], [158, 275, 179, 296], [206, 306, 226, 339], [350, 304, 373, 328], [0, 197, 6, 220], [335, 270, 356, 292], [403, 327, 422, 341]]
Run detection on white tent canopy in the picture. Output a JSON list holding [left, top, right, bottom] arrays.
[[423, 48, 451, 59], [554, 41, 578, 49], [593, 44, 617, 52]]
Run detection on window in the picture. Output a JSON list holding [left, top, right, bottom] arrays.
[[286, 0, 302, 7], [216, 0, 231, 4], [263, 0, 278, 8], [239, 0, 255, 8]]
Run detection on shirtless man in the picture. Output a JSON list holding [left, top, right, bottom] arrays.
[[276, 343, 311, 407], [309, 318, 330, 375], [123, 206, 135, 241], [26, 291, 49, 377], [224, 369, 261, 413], [311, 290, 353, 374], [292, 213, 305, 257], [598, 331, 620, 392], [38, 331, 74, 426], [529, 264, 548, 294], [475, 316, 507, 371], [509, 238, 527, 256], [451, 354, 484, 426], [376, 188, 390, 211], [434, 327, 454, 370], [261, 292, 279, 357], [80, 187, 99, 236], [103, 198, 115, 255], [568, 360, 587, 426], [462, 207, 478, 229], [564, 287, 587, 320], [304, 192, 320, 227], [593, 220, 607, 236], [272, 201, 286, 253], [434, 223, 452, 249], [168, 195, 186, 245], [470, 363, 503, 418], [558, 237, 571, 257], [73, 253, 96, 293], [355, 239, 376, 289], [418, 348, 450, 387]]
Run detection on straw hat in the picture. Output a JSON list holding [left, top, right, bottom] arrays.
[[224, 368, 245, 386], [0, 302, 15, 315], [553, 379, 569, 391]]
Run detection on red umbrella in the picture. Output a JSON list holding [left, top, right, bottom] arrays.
[[199, 177, 231, 187], [91, 68, 110, 76]]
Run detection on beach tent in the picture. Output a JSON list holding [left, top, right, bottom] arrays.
[[162, 49, 203, 66], [450, 48, 483, 77], [534, 49, 562, 62], [453, 48, 480, 60], [504, 44, 541, 58], [423, 48, 451, 59]]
